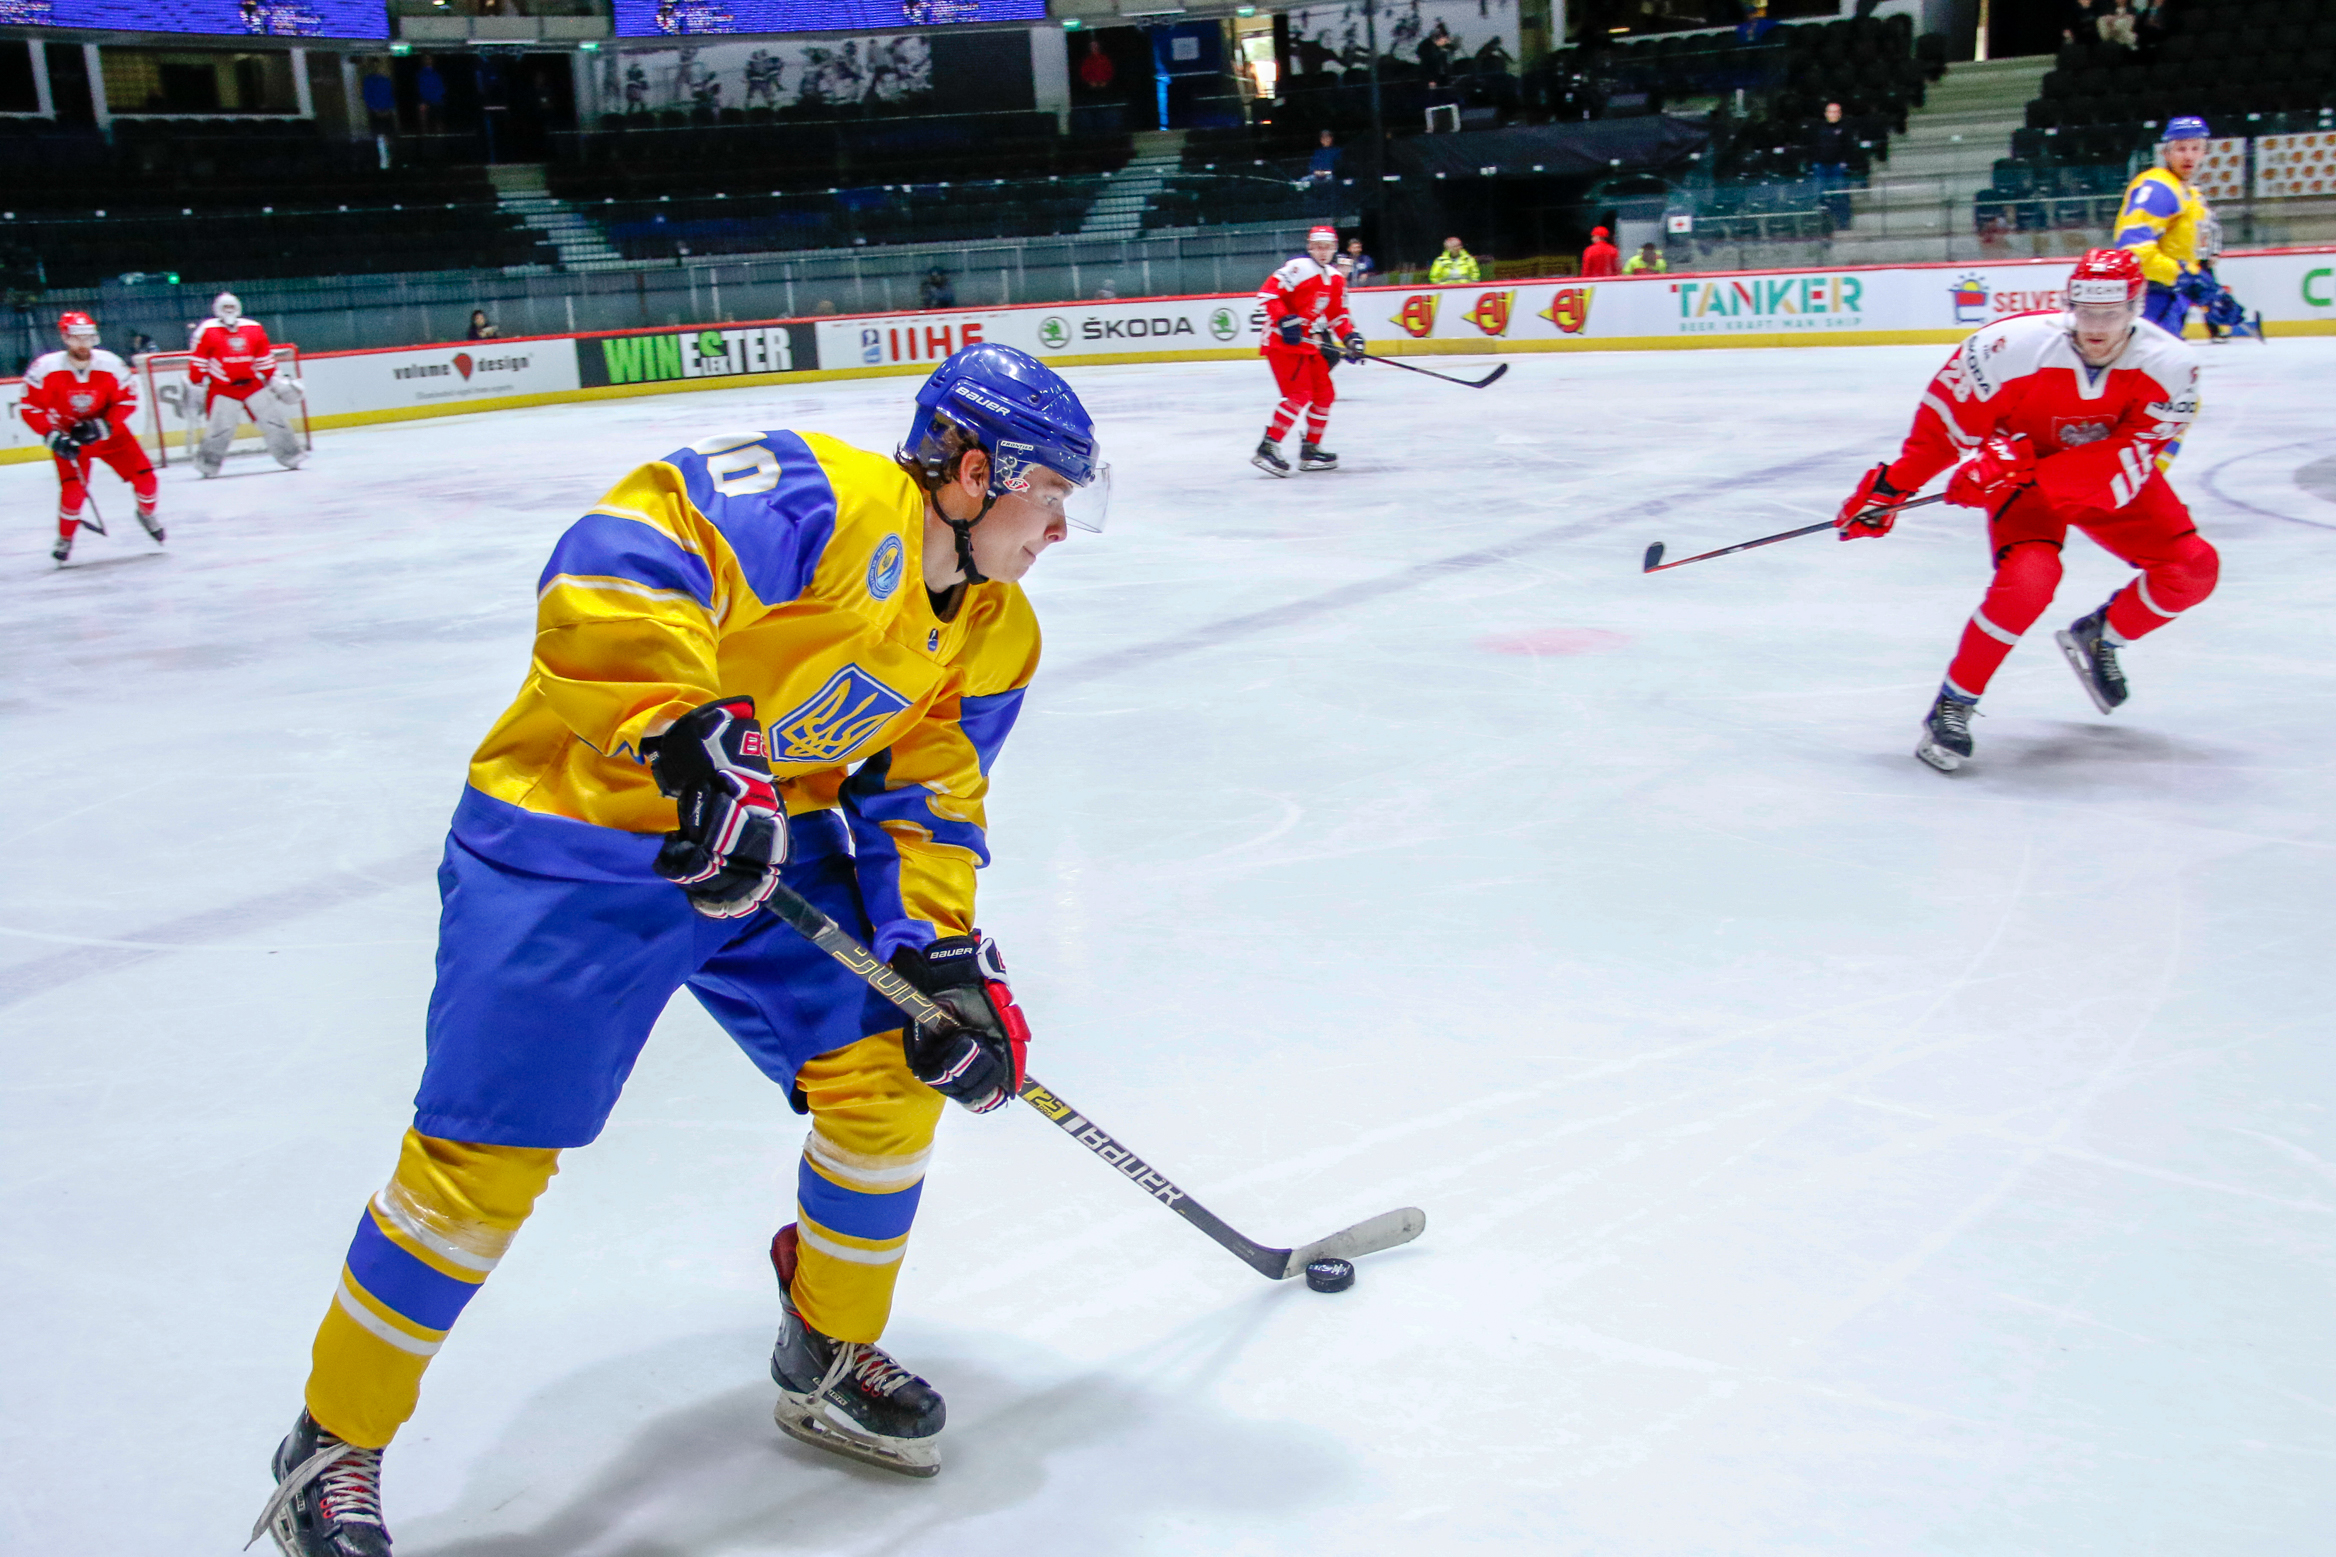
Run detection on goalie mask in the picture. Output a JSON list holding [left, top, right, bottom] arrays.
[[213, 292, 243, 323]]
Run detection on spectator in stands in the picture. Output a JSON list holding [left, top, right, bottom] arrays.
[[1095, 279, 1120, 299], [1308, 130, 1342, 187], [1077, 36, 1116, 94], [1346, 237, 1376, 284], [813, 300, 839, 316], [416, 58, 447, 135], [1809, 101, 1854, 225], [128, 331, 158, 359], [1581, 226, 1620, 277], [919, 267, 956, 309], [1624, 242, 1667, 274], [1419, 22, 1454, 87], [2098, 0, 2136, 50], [1429, 235, 1479, 283], [467, 310, 499, 341], [361, 67, 396, 135], [1736, 1, 1778, 44]]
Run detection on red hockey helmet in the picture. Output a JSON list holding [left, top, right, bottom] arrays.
[[57, 310, 100, 345], [2067, 247, 2146, 308]]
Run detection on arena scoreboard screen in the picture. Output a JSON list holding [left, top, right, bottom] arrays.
[[614, 0, 1045, 37], [0, 0, 389, 38]]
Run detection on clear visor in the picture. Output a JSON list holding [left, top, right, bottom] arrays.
[[1018, 462, 1111, 534], [63, 328, 100, 347]]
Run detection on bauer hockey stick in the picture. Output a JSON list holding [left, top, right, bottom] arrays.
[[1642, 493, 1947, 573], [757, 884, 1426, 1281]]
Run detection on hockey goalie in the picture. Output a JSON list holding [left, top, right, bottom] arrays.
[[189, 292, 306, 476]]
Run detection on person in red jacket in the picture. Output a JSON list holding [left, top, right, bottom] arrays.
[[1252, 225, 1365, 476], [20, 311, 163, 565], [189, 291, 305, 476], [1580, 225, 1621, 277], [1835, 248, 2210, 772]]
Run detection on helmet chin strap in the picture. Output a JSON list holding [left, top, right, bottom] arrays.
[[939, 488, 1000, 587]]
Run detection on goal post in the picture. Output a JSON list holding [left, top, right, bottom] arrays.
[[140, 346, 312, 466]]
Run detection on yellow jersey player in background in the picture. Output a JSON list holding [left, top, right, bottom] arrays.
[[253, 344, 1108, 1557], [2116, 116, 2218, 338]]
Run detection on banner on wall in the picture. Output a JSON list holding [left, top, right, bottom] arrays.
[[576, 322, 821, 387], [5, 250, 2331, 462], [1283, 0, 1521, 81], [602, 37, 933, 116], [298, 341, 582, 422]]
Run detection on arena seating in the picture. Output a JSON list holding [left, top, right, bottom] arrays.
[[2022, 0, 2335, 130], [1983, 0, 2336, 234], [0, 119, 554, 285]]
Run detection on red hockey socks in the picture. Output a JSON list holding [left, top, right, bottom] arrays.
[[2102, 531, 2217, 641], [1943, 540, 2062, 698]]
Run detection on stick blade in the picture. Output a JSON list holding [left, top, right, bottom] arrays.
[[1642, 542, 1665, 572], [1475, 364, 1510, 388], [1278, 1207, 1426, 1278]]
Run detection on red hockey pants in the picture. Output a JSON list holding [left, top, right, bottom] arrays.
[[1265, 348, 1335, 444], [53, 428, 159, 541], [1944, 473, 2218, 699]]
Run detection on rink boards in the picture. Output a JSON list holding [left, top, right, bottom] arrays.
[[5, 246, 2331, 463]]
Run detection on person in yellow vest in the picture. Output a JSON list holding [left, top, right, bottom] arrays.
[[2115, 115, 2216, 336], [1624, 241, 1668, 274], [1429, 235, 1480, 282]]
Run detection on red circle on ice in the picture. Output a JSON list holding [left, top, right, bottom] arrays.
[[1476, 628, 1630, 656]]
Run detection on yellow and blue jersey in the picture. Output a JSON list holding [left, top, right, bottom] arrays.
[[462, 428, 1040, 958], [2114, 166, 2210, 286]]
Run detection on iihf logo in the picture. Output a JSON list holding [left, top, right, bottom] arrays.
[[1948, 274, 1992, 325]]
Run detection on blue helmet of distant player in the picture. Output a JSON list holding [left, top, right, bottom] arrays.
[[903, 343, 1108, 582], [2161, 115, 2210, 143]]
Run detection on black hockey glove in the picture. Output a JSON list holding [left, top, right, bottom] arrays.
[[891, 934, 1030, 1114], [642, 696, 787, 919], [1341, 332, 1367, 364], [1276, 316, 1307, 347], [47, 420, 103, 458]]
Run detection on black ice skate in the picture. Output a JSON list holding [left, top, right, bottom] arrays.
[[50, 533, 71, 565], [1298, 442, 1339, 472], [137, 506, 166, 544], [1915, 688, 1978, 773], [249, 1410, 392, 1557], [1251, 438, 1293, 478], [2054, 608, 2128, 713], [768, 1224, 943, 1477]]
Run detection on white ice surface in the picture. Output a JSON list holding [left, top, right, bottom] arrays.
[[4, 342, 2333, 1556]]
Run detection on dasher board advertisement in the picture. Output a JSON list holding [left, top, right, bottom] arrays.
[[298, 342, 582, 420], [812, 296, 1262, 371]]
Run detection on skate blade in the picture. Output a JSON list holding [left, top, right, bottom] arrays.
[[2052, 631, 2120, 715], [1914, 730, 1965, 773], [774, 1398, 940, 1478], [1250, 454, 1293, 479]]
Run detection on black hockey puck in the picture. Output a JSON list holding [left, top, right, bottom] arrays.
[[1304, 1257, 1355, 1293]]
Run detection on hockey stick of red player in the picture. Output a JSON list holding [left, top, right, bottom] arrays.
[[1642, 493, 1947, 573], [758, 884, 1427, 1281], [1353, 351, 1509, 389]]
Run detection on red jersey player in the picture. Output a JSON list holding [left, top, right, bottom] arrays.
[[189, 291, 306, 476], [20, 311, 163, 565], [1252, 225, 1364, 476], [1836, 248, 2210, 772]]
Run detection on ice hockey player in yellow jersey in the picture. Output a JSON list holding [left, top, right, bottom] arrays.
[[252, 344, 1108, 1556], [2116, 116, 2216, 337]]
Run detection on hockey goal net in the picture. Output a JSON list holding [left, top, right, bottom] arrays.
[[140, 345, 312, 466]]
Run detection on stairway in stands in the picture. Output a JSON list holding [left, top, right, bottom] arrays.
[[1078, 130, 1188, 239], [1829, 56, 2057, 264], [486, 164, 627, 271]]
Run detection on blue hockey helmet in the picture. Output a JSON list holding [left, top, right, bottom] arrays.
[[2162, 115, 2210, 142], [904, 343, 1108, 538]]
